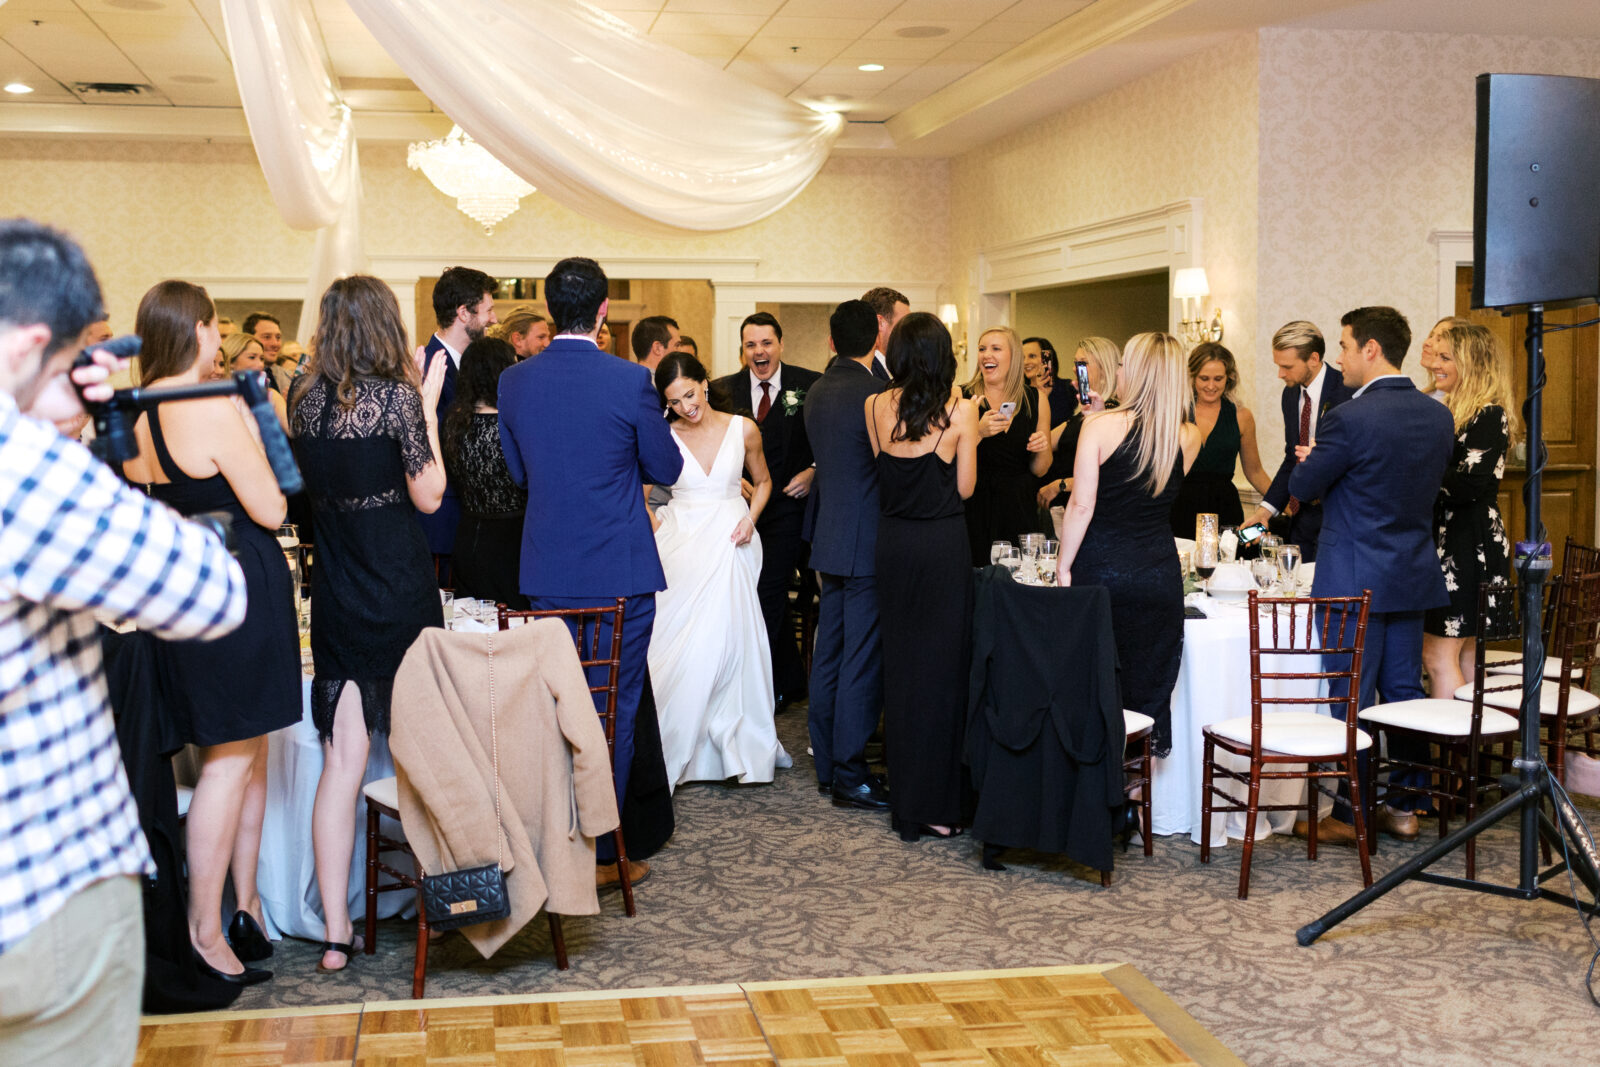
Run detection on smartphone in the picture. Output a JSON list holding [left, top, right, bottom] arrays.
[[1074, 361, 1091, 407], [1236, 521, 1269, 546], [998, 401, 1016, 417]]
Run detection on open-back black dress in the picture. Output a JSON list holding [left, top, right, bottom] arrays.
[[289, 376, 442, 741]]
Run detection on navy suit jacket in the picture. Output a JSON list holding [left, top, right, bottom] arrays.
[[1262, 368, 1354, 513], [712, 364, 820, 532], [417, 334, 461, 554], [498, 336, 683, 598], [1289, 375, 1454, 614], [803, 358, 886, 577]]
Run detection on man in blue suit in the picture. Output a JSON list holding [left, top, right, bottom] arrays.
[[1246, 320, 1355, 561], [1289, 306, 1454, 843], [804, 300, 889, 810], [498, 257, 683, 870], [419, 266, 498, 569]]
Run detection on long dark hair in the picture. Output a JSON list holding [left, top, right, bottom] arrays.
[[135, 280, 215, 386], [442, 337, 517, 472], [303, 275, 415, 412], [886, 311, 955, 442], [654, 351, 710, 422]]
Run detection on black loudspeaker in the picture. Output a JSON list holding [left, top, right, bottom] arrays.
[[1473, 73, 1600, 310]]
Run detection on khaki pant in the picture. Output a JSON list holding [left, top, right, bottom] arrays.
[[0, 876, 144, 1067]]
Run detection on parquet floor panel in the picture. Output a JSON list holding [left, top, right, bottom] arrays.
[[136, 965, 1237, 1067]]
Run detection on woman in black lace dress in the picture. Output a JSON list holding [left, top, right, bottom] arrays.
[[122, 281, 299, 985], [962, 326, 1052, 565], [443, 338, 528, 608], [288, 276, 447, 972], [1422, 322, 1517, 697], [1057, 332, 1202, 756]]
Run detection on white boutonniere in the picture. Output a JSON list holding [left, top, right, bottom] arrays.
[[781, 388, 804, 415]]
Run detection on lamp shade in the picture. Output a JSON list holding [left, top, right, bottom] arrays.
[[938, 303, 961, 328], [1172, 267, 1210, 300]]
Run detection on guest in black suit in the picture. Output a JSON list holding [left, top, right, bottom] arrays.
[[1246, 320, 1354, 561], [804, 301, 890, 809], [1290, 306, 1455, 843], [713, 312, 820, 708], [418, 267, 498, 569]]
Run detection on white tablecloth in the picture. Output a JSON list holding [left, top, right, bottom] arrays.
[[1151, 596, 1333, 847]]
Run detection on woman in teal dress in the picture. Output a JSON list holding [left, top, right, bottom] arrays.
[[1169, 342, 1272, 539]]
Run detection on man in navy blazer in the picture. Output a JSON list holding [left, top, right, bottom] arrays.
[[498, 257, 683, 864], [803, 300, 889, 810], [1289, 306, 1454, 843], [418, 266, 498, 566], [1246, 320, 1354, 561]]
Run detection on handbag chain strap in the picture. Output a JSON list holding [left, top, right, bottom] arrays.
[[487, 629, 503, 869]]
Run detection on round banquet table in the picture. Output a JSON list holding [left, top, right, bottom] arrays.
[[1150, 593, 1334, 847]]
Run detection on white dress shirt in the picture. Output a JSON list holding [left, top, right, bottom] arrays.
[[1351, 372, 1409, 399], [431, 333, 463, 369], [750, 365, 782, 417]]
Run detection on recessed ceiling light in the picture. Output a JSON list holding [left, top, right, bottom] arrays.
[[895, 25, 949, 39], [4, 82, 33, 94], [857, 63, 884, 72]]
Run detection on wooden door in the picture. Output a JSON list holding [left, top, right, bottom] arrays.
[[1455, 266, 1597, 556]]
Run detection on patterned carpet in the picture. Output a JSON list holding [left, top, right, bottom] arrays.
[[223, 710, 1600, 1065]]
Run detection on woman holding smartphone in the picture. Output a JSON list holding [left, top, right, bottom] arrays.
[[1037, 336, 1121, 520], [961, 325, 1052, 565]]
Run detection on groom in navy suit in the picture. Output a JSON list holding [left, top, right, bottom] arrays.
[[1290, 306, 1454, 843], [498, 257, 683, 865]]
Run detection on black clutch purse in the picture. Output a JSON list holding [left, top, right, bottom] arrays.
[[419, 630, 511, 932]]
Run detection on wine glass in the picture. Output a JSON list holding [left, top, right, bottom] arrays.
[[1194, 535, 1220, 595], [1276, 544, 1302, 596], [1250, 557, 1277, 595], [996, 544, 1022, 578], [990, 540, 1013, 566]]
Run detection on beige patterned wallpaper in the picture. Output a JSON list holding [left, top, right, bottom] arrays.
[[0, 140, 949, 342], [947, 32, 1263, 416]]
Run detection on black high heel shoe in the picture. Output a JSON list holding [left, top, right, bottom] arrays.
[[1112, 800, 1142, 853], [981, 843, 1007, 871], [191, 946, 271, 986], [227, 910, 273, 963], [892, 816, 964, 843]]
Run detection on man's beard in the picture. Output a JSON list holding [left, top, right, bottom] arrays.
[[466, 322, 487, 342]]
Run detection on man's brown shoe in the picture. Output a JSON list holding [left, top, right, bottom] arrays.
[[596, 860, 650, 888], [1377, 806, 1420, 841], [1292, 815, 1359, 846]]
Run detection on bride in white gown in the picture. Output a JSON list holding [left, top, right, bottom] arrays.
[[649, 354, 792, 790]]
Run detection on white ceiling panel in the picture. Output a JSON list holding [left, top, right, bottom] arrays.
[[663, 0, 784, 14], [964, 19, 1050, 43], [864, 18, 981, 40], [775, 0, 899, 16], [584, 0, 666, 11], [0, 38, 78, 101], [889, 0, 1019, 19], [648, 33, 750, 61], [835, 36, 954, 60], [762, 15, 880, 38], [3, 12, 152, 87], [998, 0, 1097, 21], [607, 10, 658, 31], [737, 36, 849, 62], [651, 11, 767, 35]]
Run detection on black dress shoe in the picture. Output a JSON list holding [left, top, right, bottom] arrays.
[[816, 781, 831, 796], [227, 909, 273, 963], [831, 779, 890, 810], [191, 947, 271, 986]]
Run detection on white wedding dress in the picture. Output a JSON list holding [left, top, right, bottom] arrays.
[[650, 415, 791, 791]]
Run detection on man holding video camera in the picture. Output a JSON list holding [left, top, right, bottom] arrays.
[[0, 219, 247, 1066]]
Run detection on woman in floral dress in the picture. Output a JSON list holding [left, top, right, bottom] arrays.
[[1422, 322, 1518, 697]]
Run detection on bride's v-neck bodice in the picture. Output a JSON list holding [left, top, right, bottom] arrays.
[[670, 416, 745, 506]]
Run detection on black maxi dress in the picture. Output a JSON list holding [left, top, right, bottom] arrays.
[[1170, 396, 1243, 539], [874, 412, 973, 829], [1072, 429, 1185, 757], [138, 408, 300, 746], [289, 376, 443, 741], [447, 412, 529, 610], [964, 385, 1044, 565]]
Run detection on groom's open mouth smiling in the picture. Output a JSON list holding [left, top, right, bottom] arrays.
[[750, 354, 773, 373]]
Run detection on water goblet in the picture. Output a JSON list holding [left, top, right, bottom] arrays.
[[1250, 557, 1277, 595], [990, 540, 1013, 567], [1276, 544, 1302, 597]]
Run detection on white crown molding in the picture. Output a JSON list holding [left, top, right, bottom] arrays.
[[186, 275, 309, 301], [886, 0, 1200, 145], [978, 199, 1200, 295], [711, 280, 941, 306]]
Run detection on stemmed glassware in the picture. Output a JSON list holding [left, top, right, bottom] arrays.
[[992, 542, 1021, 578], [1276, 544, 1303, 596], [1250, 557, 1278, 595], [990, 540, 1012, 566], [1194, 533, 1220, 595]]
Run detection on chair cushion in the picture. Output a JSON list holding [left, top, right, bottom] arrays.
[[1359, 698, 1519, 737], [363, 775, 400, 812], [1124, 709, 1155, 737], [175, 785, 193, 819], [1206, 711, 1372, 756], [1453, 681, 1600, 716], [1483, 650, 1584, 681]]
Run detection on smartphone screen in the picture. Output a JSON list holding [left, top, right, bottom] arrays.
[[999, 401, 1017, 417], [1075, 361, 1091, 406], [1237, 521, 1268, 545]]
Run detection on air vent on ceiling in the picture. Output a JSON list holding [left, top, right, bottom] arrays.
[[73, 82, 155, 97]]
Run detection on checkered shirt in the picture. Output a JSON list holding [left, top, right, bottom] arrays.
[[0, 392, 246, 954]]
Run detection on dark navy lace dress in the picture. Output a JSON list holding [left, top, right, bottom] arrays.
[[289, 376, 442, 740], [1072, 427, 1185, 756], [446, 412, 529, 610]]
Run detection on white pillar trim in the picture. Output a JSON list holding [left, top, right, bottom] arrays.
[[1429, 228, 1475, 324]]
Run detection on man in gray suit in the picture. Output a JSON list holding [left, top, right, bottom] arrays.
[[803, 300, 889, 809]]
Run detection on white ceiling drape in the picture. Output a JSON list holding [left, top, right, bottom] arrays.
[[343, 0, 845, 234], [221, 0, 366, 337]]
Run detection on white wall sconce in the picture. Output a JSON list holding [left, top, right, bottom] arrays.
[[939, 303, 966, 359], [1172, 267, 1223, 346]]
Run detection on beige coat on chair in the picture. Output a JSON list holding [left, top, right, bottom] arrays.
[[391, 621, 620, 958]]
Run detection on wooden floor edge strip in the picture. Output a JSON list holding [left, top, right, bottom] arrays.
[[737, 962, 1119, 991], [1101, 962, 1246, 1067]]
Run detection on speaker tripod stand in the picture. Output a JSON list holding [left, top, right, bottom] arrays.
[[1298, 304, 1600, 947]]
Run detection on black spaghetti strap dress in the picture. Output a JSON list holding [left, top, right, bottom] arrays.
[[139, 407, 300, 746], [1169, 397, 1243, 538], [874, 404, 974, 828]]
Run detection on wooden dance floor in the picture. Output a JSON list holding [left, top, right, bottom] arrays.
[[134, 964, 1241, 1066]]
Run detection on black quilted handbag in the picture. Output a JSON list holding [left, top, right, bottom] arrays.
[[419, 630, 511, 932]]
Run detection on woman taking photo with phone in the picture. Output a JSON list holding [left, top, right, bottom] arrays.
[[961, 325, 1052, 565], [1037, 336, 1121, 522]]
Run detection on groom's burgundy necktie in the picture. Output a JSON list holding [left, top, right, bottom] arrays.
[[757, 381, 772, 423], [1285, 389, 1311, 516]]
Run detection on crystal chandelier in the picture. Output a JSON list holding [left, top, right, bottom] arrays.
[[407, 125, 535, 234]]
